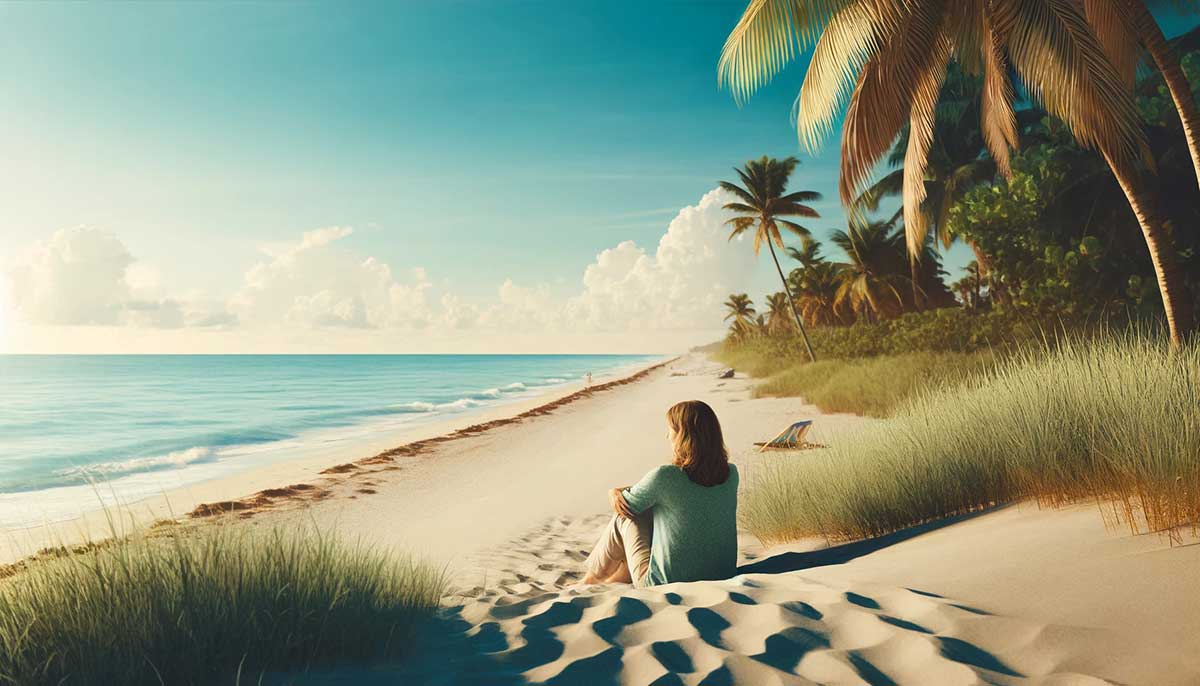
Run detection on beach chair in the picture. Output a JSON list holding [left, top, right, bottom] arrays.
[[754, 420, 824, 452]]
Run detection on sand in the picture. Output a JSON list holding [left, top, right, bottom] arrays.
[[11, 353, 1199, 684]]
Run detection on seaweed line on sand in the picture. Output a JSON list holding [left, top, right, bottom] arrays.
[[185, 358, 677, 520]]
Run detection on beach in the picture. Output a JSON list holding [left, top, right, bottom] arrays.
[[10, 353, 1200, 685], [0, 355, 660, 563]]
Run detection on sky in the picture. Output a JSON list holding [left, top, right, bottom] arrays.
[[2, 1, 1188, 354]]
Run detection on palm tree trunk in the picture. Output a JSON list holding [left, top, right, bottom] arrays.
[[767, 240, 817, 362], [1103, 152, 1196, 345], [1126, 0, 1200, 195]]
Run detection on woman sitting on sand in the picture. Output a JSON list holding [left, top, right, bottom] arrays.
[[582, 399, 738, 587]]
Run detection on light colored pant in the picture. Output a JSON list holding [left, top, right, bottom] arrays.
[[585, 512, 653, 587]]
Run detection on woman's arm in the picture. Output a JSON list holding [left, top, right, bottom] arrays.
[[609, 487, 635, 519], [614, 465, 668, 519]]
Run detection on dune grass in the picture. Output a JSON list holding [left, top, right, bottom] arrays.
[[740, 333, 1200, 545], [753, 351, 998, 417], [0, 523, 445, 686]]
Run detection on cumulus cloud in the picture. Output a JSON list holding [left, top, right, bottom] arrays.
[[566, 187, 754, 331], [476, 279, 559, 331], [228, 227, 434, 330], [6, 187, 758, 349], [6, 226, 134, 325], [472, 187, 754, 336], [4, 226, 235, 329]]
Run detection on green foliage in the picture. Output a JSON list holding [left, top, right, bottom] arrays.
[[0, 525, 444, 685], [754, 351, 997, 417], [717, 308, 1039, 366], [940, 48, 1200, 323], [1137, 52, 1200, 129], [947, 140, 1171, 319], [740, 333, 1200, 544]]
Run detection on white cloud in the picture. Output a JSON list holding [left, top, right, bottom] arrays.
[[566, 187, 755, 331], [6, 226, 133, 325], [4, 226, 238, 330], [5, 187, 759, 350], [471, 187, 755, 336], [229, 227, 433, 330]]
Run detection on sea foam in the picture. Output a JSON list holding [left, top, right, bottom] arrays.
[[55, 446, 216, 482]]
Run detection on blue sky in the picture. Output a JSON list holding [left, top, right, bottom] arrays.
[[0, 2, 1194, 353], [1, 2, 845, 295]]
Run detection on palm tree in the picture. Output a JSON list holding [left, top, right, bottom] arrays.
[[753, 313, 771, 337], [793, 261, 847, 326], [718, 0, 1195, 344], [723, 293, 756, 339], [1084, 1, 1200, 195], [765, 292, 797, 335], [953, 260, 987, 311], [721, 156, 821, 361], [830, 219, 908, 322], [785, 236, 825, 271]]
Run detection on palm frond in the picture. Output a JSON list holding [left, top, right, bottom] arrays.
[[998, 0, 1146, 165], [902, 23, 954, 257], [1083, 0, 1138, 88], [718, 0, 854, 105], [718, 180, 758, 206], [772, 202, 821, 218], [839, 1, 950, 206], [980, 8, 1019, 178], [725, 216, 756, 238], [793, 1, 881, 152], [779, 189, 823, 203], [853, 168, 904, 212], [722, 202, 761, 214], [777, 219, 812, 238]]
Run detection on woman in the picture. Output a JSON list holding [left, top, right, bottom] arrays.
[[582, 400, 738, 587]]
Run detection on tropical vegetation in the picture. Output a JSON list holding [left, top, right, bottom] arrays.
[[718, 0, 1199, 344], [715, 24, 1200, 358]]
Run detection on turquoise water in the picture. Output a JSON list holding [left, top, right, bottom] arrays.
[[0, 354, 658, 527]]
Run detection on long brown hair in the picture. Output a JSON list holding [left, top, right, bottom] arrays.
[[666, 400, 730, 487]]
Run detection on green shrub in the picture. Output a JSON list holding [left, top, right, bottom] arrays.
[[716, 308, 1049, 367], [740, 333, 1200, 545], [0, 525, 444, 685], [755, 351, 998, 417]]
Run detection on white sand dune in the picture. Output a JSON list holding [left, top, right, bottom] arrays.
[[297, 507, 1195, 686]]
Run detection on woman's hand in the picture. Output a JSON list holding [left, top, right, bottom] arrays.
[[609, 487, 635, 519]]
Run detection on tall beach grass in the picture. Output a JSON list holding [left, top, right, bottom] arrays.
[[753, 351, 998, 417], [0, 523, 444, 685], [740, 332, 1200, 545]]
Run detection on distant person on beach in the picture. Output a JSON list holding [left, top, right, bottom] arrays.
[[585, 372, 592, 388], [581, 400, 738, 587]]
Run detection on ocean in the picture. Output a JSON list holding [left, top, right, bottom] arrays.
[[0, 354, 659, 529]]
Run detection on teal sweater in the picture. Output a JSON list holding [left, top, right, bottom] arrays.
[[622, 463, 739, 586]]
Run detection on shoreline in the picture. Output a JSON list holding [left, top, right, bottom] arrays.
[[0, 356, 674, 565], [184, 357, 678, 520]]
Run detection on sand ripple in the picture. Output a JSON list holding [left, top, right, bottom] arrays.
[[321, 514, 1123, 686]]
